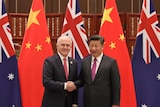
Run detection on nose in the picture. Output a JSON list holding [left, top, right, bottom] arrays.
[[92, 46, 96, 50]]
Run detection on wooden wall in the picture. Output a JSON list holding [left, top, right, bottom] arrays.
[[4, 0, 160, 58], [5, 0, 160, 14], [9, 13, 156, 59]]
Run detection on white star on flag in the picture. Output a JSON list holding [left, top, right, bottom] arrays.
[[157, 74, 160, 80], [142, 104, 147, 107], [8, 73, 14, 80]]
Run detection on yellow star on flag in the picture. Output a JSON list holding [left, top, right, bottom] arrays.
[[27, 8, 41, 29], [35, 44, 42, 51], [101, 7, 113, 26], [109, 41, 116, 49], [45, 37, 51, 44], [119, 33, 125, 41], [25, 42, 32, 49]]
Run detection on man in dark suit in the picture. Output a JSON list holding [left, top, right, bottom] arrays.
[[75, 35, 120, 107], [42, 36, 78, 107]]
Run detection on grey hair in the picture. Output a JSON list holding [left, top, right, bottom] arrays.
[[56, 36, 72, 45]]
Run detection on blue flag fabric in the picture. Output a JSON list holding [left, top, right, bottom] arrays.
[[132, 0, 160, 106], [0, 0, 22, 106]]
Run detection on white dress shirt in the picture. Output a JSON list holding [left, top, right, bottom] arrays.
[[91, 53, 103, 74]]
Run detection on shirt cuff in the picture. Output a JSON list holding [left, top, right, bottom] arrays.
[[72, 104, 77, 107], [64, 82, 67, 90]]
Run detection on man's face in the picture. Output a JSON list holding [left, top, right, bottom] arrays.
[[57, 38, 71, 57], [89, 40, 104, 58]]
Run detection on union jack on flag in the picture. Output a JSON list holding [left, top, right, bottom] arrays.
[[0, 0, 15, 63], [61, 0, 89, 59], [61, 0, 89, 107], [132, 0, 160, 106], [0, 0, 22, 106], [136, 0, 160, 64]]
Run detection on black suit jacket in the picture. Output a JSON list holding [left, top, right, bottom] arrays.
[[75, 54, 120, 107], [42, 54, 78, 107]]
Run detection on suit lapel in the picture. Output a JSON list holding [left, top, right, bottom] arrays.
[[87, 56, 93, 82], [68, 57, 72, 79], [55, 54, 66, 79], [94, 55, 105, 81]]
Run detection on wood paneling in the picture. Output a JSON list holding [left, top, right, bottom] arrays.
[[116, 0, 131, 12], [59, 0, 68, 13], [7, 0, 16, 13], [154, 0, 160, 13], [17, 0, 31, 13], [126, 13, 140, 58], [9, 13, 160, 59], [5, 0, 160, 14], [45, 0, 59, 13], [5, 0, 160, 58], [79, 0, 88, 13], [133, 0, 142, 13], [97, 0, 103, 13], [89, 0, 96, 13]]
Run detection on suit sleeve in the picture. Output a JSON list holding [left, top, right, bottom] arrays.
[[42, 58, 64, 92], [111, 60, 120, 105], [72, 60, 78, 105]]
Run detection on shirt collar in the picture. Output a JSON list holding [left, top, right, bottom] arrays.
[[58, 52, 68, 61], [92, 53, 103, 62]]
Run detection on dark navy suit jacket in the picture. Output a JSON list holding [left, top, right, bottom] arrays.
[[42, 54, 78, 107], [75, 54, 120, 107]]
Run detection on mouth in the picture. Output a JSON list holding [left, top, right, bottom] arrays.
[[92, 52, 97, 55]]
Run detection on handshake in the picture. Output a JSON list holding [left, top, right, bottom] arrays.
[[66, 81, 77, 92]]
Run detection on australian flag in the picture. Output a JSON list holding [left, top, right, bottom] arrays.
[[61, 0, 89, 107], [0, 0, 22, 106], [132, 0, 160, 106]]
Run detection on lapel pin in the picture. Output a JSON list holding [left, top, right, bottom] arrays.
[[70, 61, 73, 64]]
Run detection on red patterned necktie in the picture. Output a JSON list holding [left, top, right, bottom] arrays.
[[91, 58, 97, 81], [63, 58, 68, 80]]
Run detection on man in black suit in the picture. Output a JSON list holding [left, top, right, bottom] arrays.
[[75, 35, 120, 107], [42, 36, 78, 107]]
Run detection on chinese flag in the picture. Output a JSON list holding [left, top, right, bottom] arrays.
[[99, 0, 137, 106], [18, 0, 53, 106]]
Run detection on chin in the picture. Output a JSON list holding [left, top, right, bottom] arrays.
[[92, 54, 97, 57]]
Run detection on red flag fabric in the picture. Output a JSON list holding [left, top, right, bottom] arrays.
[[18, 0, 53, 106], [99, 0, 137, 106]]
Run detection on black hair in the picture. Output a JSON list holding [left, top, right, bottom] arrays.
[[88, 35, 105, 45]]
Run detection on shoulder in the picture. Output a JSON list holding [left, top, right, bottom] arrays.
[[81, 54, 92, 62], [102, 54, 117, 63], [68, 57, 78, 63], [44, 54, 59, 62]]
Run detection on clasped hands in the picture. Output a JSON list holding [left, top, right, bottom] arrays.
[[66, 81, 76, 92]]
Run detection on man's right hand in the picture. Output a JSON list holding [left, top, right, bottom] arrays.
[[66, 81, 76, 92]]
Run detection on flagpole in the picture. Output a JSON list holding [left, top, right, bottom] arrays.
[[87, 0, 89, 13], [139, 0, 141, 13], [131, 0, 133, 13], [44, 0, 46, 12], [58, 0, 60, 13], [102, 0, 104, 12], [95, 0, 97, 13], [15, 0, 17, 13]]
